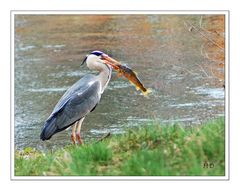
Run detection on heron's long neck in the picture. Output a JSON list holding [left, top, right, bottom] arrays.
[[97, 64, 112, 93]]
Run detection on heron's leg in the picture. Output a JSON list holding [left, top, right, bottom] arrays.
[[71, 121, 79, 144], [76, 117, 85, 145]]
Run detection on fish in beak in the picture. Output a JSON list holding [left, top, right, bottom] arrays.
[[101, 54, 151, 96]]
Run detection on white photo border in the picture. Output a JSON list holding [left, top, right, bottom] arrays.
[[10, 10, 229, 181]]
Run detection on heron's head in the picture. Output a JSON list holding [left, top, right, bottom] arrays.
[[81, 50, 120, 71]]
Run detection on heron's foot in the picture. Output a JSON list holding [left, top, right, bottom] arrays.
[[76, 132, 83, 145], [71, 133, 76, 145]]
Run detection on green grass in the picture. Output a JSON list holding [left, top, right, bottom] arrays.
[[15, 118, 225, 176]]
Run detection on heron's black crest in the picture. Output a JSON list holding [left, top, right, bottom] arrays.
[[81, 50, 105, 65], [90, 50, 104, 56]]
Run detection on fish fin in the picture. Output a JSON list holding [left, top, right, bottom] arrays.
[[133, 71, 138, 75], [117, 72, 123, 77], [129, 81, 135, 86], [142, 88, 152, 97], [135, 86, 140, 90], [129, 82, 140, 90]]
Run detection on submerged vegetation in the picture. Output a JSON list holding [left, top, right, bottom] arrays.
[[15, 118, 225, 176]]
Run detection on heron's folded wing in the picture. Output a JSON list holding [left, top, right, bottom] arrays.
[[49, 74, 96, 116], [53, 80, 101, 130]]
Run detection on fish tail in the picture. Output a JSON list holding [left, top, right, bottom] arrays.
[[142, 88, 152, 97], [117, 72, 123, 77]]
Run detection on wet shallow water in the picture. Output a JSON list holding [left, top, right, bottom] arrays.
[[14, 15, 225, 150]]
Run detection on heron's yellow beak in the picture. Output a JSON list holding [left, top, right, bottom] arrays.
[[101, 54, 121, 70]]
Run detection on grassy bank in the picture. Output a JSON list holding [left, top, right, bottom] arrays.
[[15, 118, 225, 176]]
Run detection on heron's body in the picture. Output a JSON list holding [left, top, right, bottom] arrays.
[[40, 75, 101, 140], [40, 51, 115, 144]]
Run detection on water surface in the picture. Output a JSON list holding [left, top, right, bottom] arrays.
[[14, 15, 225, 150]]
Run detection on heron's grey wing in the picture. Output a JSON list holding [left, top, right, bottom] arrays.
[[40, 75, 101, 140], [55, 80, 101, 128], [51, 74, 97, 116]]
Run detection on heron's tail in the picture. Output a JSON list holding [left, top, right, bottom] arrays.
[[40, 117, 58, 141]]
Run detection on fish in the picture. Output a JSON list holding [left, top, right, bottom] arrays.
[[114, 64, 151, 96]]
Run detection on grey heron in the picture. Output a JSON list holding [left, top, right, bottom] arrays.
[[40, 50, 120, 144]]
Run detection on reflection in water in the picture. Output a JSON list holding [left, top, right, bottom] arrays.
[[14, 15, 225, 150]]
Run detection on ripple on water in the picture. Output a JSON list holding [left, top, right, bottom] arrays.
[[42, 44, 65, 49], [169, 100, 224, 109], [108, 81, 133, 90], [161, 117, 199, 125], [193, 87, 224, 99], [48, 70, 88, 78], [27, 87, 68, 92], [17, 45, 36, 51], [90, 127, 124, 135]]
